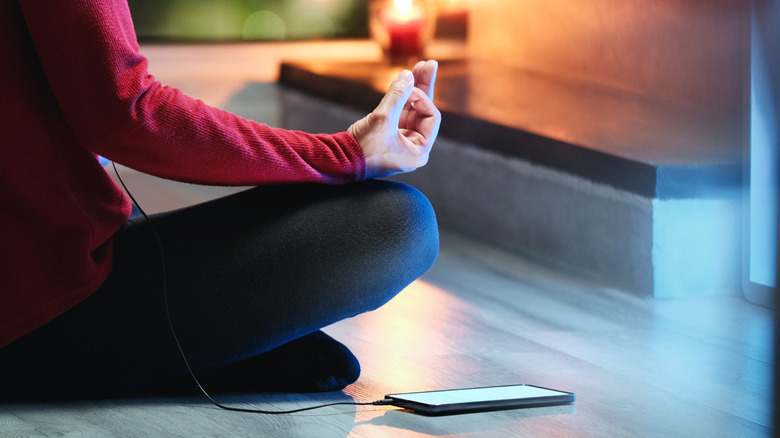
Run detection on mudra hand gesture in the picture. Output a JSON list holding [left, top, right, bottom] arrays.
[[348, 60, 441, 179]]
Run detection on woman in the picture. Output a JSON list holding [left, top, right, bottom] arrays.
[[0, 0, 441, 399]]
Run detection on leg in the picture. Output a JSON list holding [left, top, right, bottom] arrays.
[[0, 180, 438, 399]]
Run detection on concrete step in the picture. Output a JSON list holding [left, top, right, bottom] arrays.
[[276, 62, 743, 299]]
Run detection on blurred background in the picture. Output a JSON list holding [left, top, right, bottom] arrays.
[[128, 0, 468, 41], [129, 0, 371, 41]]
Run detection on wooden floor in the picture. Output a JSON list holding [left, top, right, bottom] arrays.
[[1, 42, 774, 437], [1, 230, 773, 437]]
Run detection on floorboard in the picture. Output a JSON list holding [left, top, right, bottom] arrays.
[[3, 231, 771, 437]]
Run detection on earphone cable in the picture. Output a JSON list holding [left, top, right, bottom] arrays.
[[111, 162, 386, 414]]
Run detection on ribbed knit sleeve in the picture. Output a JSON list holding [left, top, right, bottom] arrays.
[[0, 0, 367, 349], [18, 0, 366, 185]]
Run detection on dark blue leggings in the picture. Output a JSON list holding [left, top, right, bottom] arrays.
[[0, 180, 438, 399]]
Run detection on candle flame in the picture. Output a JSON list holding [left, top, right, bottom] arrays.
[[394, 0, 413, 17]]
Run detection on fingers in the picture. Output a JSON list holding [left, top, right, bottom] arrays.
[[399, 86, 435, 130], [377, 60, 438, 120], [397, 87, 440, 157], [408, 87, 438, 118], [348, 66, 441, 179], [372, 66, 440, 144], [405, 87, 441, 141], [412, 60, 438, 101], [375, 69, 415, 126]]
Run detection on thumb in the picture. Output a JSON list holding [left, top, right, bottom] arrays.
[[376, 70, 415, 123]]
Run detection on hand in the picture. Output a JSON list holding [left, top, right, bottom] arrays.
[[348, 60, 441, 179]]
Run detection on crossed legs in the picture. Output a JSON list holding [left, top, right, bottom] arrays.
[[0, 180, 438, 399]]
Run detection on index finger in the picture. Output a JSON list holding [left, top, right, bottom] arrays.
[[412, 60, 438, 101]]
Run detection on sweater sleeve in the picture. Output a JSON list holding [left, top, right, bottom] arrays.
[[19, 0, 366, 185]]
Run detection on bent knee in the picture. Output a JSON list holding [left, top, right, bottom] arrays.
[[360, 180, 440, 282]]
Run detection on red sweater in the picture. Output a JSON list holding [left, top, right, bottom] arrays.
[[0, 1, 366, 349]]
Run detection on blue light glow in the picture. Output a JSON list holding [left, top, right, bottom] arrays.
[[749, 9, 778, 288]]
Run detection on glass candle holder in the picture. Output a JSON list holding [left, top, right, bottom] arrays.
[[369, 0, 437, 65]]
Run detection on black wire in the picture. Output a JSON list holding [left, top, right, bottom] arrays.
[[111, 162, 388, 414]]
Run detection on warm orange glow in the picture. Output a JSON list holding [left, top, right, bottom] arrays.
[[386, 0, 424, 22], [394, 0, 413, 17], [437, 0, 470, 10], [370, 67, 406, 92], [336, 280, 476, 393], [376, 0, 427, 60]]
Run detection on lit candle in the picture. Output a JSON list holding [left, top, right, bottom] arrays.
[[381, 0, 426, 59]]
